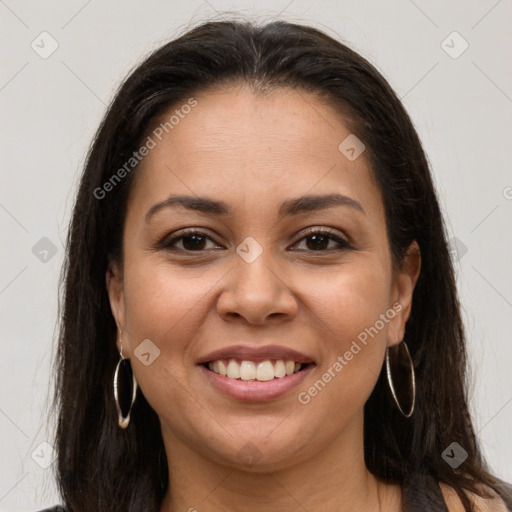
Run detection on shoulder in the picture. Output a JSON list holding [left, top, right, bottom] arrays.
[[439, 483, 509, 512]]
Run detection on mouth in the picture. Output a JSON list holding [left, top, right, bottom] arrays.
[[202, 358, 316, 382], [197, 359, 316, 403], [196, 344, 316, 401]]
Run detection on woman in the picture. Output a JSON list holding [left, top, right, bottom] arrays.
[[43, 18, 511, 512]]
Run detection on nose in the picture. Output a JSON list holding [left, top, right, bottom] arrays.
[[216, 248, 298, 325]]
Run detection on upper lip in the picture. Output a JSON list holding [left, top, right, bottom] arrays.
[[197, 344, 316, 365]]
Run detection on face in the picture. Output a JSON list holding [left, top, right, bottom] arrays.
[[106, 84, 420, 471]]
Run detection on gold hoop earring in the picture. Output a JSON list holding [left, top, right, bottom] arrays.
[[385, 341, 415, 418], [113, 334, 138, 429]]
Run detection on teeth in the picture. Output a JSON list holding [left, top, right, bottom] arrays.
[[240, 361, 256, 381], [208, 358, 306, 381], [227, 359, 240, 379], [274, 360, 286, 378], [217, 360, 227, 376], [256, 361, 274, 381]]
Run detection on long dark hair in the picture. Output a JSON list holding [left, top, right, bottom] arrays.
[[51, 18, 511, 511]]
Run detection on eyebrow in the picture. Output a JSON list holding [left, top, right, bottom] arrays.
[[145, 193, 365, 223]]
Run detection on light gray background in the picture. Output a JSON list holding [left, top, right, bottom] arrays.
[[0, 0, 511, 510]]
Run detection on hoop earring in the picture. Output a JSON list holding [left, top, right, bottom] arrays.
[[385, 341, 415, 418], [113, 335, 138, 429]]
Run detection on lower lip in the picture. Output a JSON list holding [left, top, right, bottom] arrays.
[[198, 364, 315, 402]]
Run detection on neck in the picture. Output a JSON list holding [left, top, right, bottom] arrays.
[[159, 413, 392, 512]]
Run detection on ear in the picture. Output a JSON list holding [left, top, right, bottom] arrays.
[[387, 240, 421, 347], [106, 258, 125, 353]]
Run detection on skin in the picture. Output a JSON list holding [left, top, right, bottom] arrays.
[[106, 83, 422, 511]]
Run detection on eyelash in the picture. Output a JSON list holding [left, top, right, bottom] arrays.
[[157, 227, 352, 253]]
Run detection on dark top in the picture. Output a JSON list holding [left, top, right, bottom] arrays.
[[37, 478, 451, 511], [36, 478, 512, 511]]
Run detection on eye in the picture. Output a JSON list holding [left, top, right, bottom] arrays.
[[157, 227, 351, 253], [159, 229, 222, 252], [290, 228, 351, 252]]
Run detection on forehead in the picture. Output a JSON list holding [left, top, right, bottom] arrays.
[[150, 85, 357, 167], [127, 85, 384, 225]]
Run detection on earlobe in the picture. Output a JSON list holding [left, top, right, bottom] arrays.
[[387, 241, 421, 346]]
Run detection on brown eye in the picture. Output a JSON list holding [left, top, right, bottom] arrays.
[[178, 233, 208, 251], [157, 228, 351, 254], [160, 230, 222, 252], [291, 229, 351, 252]]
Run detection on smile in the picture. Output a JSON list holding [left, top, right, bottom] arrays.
[[205, 358, 313, 381], [199, 359, 316, 402]]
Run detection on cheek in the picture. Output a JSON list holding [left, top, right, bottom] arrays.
[[121, 246, 391, 421], [119, 259, 220, 419], [304, 257, 391, 343], [296, 258, 390, 411], [123, 252, 391, 366], [122, 259, 223, 353]]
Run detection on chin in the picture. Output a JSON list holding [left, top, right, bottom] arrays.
[[200, 423, 315, 472]]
